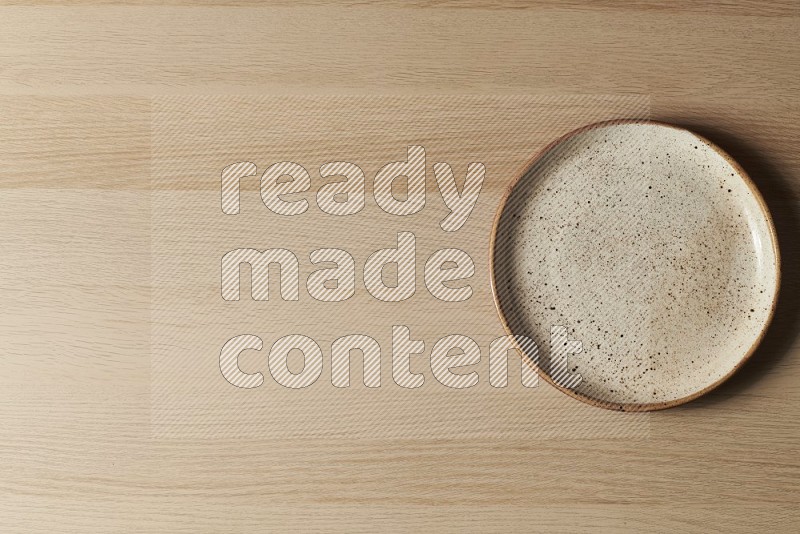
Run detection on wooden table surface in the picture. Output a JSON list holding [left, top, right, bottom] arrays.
[[1, 2, 798, 532]]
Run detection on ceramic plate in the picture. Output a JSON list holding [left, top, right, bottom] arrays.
[[490, 120, 779, 411]]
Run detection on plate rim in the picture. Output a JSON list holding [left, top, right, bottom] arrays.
[[488, 119, 781, 411]]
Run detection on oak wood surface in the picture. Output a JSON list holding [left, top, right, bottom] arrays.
[[0, 2, 798, 532]]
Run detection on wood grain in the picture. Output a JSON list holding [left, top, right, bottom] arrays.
[[0, 3, 798, 532]]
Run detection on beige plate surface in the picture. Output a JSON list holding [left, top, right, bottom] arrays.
[[491, 120, 780, 411]]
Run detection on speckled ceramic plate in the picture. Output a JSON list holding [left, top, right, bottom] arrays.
[[490, 120, 779, 411]]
